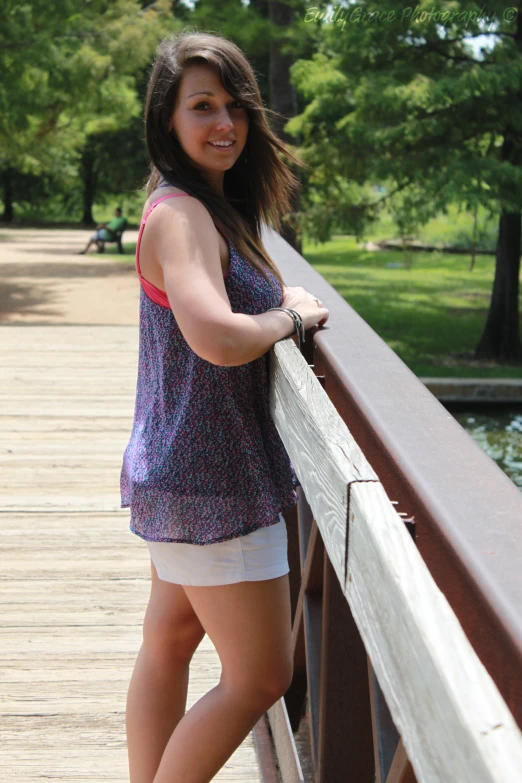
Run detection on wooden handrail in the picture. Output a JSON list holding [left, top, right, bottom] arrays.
[[262, 226, 522, 782]]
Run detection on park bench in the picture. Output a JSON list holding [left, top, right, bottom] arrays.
[[97, 227, 126, 254]]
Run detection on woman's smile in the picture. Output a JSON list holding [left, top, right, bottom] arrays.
[[208, 140, 236, 151]]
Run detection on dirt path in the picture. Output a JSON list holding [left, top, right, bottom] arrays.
[[0, 227, 140, 325]]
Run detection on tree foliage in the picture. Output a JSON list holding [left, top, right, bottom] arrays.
[[286, 0, 522, 358], [288, 3, 521, 235], [0, 0, 174, 215]]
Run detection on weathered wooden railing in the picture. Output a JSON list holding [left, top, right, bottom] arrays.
[[261, 228, 522, 783]]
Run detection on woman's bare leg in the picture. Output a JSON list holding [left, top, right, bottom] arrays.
[[153, 573, 293, 783], [126, 561, 205, 783]]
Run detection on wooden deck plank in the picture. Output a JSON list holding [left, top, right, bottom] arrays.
[[0, 324, 263, 782]]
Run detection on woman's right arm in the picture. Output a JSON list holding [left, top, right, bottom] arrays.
[[148, 197, 327, 366]]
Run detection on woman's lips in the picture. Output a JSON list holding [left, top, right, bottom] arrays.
[[208, 141, 236, 151]]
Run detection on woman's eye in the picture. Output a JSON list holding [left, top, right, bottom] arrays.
[[193, 101, 244, 111]]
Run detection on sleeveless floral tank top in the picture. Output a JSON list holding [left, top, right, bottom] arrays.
[[119, 192, 300, 544]]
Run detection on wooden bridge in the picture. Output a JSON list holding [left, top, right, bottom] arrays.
[[1, 226, 522, 781], [264, 227, 522, 782], [0, 322, 267, 781]]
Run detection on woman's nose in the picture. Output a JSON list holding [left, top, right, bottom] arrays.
[[214, 109, 234, 131]]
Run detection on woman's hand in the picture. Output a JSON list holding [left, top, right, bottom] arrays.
[[281, 286, 330, 329]]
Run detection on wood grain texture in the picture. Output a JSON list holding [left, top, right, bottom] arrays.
[[0, 324, 263, 782], [347, 481, 522, 783], [268, 338, 379, 588], [269, 336, 522, 782]]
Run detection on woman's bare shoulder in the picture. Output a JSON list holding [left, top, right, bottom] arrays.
[[141, 186, 228, 277], [143, 185, 194, 215], [141, 187, 218, 247]]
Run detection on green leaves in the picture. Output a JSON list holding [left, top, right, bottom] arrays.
[[0, 0, 174, 174], [286, 0, 522, 242]]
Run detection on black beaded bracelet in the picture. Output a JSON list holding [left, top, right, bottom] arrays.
[[267, 307, 306, 351], [281, 308, 305, 347]]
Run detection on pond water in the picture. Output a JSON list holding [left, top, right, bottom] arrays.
[[447, 405, 522, 491]]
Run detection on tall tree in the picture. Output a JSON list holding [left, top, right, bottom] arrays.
[[0, 0, 174, 222], [475, 12, 522, 358], [286, 1, 522, 361]]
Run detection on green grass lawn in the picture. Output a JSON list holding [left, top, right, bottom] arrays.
[[364, 201, 498, 251], [102, 242, 137, 261], [103, 203, 522, 379], [303, 235, 522, 378]]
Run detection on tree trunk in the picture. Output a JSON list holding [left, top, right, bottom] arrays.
[[2, 168, 14, 223], [475, 9, 522, 361], [249, 0, 269, 17], [80, 144, 98, 225], [474, 209, 522, 361], [269, 0, 302, 254], [469, 203, 477, 272]]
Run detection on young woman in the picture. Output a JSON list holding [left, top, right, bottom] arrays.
[[120, 30, 329, 783]]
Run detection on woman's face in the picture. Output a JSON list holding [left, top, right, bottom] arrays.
[[169, 63, 249, 192]]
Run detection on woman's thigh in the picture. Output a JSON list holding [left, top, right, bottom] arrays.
[[143, 561, 205, 658], [182, 574, 293, 697]]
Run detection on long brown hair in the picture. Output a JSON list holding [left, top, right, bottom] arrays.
[[144, 30, 305, 287]]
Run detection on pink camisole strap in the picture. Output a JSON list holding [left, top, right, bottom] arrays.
[[136, 193, 229, 309]]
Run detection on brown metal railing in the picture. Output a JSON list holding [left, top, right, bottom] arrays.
[[262, 227, 522, 783]]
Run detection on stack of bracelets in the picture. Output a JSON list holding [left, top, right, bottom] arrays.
[[267, 307, 306, 351]]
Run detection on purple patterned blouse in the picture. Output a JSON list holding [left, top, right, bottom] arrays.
[[120, 192, 299, 544]]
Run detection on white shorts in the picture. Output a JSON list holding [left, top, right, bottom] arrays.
[[146, 513, 289, 586]]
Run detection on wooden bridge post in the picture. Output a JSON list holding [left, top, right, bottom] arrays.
[[316, 550, 374, 782]]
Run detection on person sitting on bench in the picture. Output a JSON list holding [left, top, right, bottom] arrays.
[[78, 207, 128, 255]]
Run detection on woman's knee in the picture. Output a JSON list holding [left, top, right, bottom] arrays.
[[184, 575, 294, 704], [260, 662, 294, 704], [222, 656, 294, 708]]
